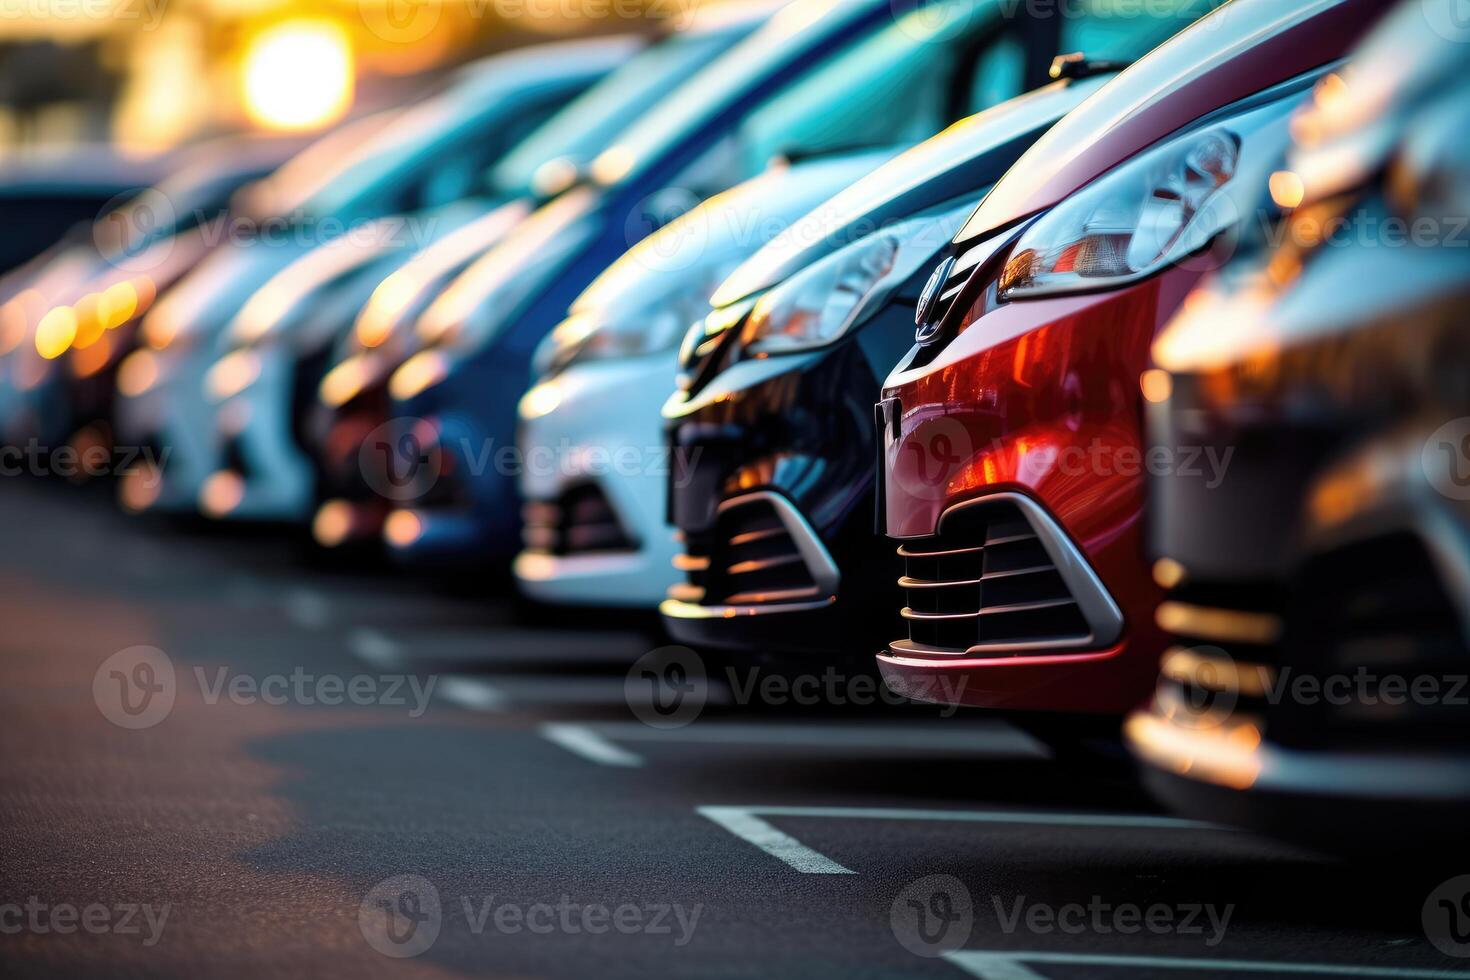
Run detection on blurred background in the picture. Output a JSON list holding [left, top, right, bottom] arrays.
[[0, 0, 685, 153]]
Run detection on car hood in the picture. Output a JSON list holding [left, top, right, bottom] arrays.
[[574, 148, 899, 324], [955, 0, 1393, 245], [710, 76, 1116, 308]]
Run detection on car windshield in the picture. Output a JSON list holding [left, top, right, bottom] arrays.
[[957, 0, 1340, 241], [489, 28, 746, 198], [590, 0, 882, 189]]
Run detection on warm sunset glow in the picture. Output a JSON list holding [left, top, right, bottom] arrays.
[[241, 21, 355, 133]]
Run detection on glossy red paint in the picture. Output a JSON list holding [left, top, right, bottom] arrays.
[[879, 265, 1204, 714]]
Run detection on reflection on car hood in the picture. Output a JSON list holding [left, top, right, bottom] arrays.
[[712, 76, 1112, 307]]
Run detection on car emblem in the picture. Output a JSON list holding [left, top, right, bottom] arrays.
[[914, 255, 956, 345]]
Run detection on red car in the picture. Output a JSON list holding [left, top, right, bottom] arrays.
[[875, 0, 1394, 723]]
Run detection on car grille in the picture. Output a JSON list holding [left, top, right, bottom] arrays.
[[674, 493, 832, 608], [1155, 532, 1470, 751], [522, 484, 636, 557], [895, 497, 1098, 654]]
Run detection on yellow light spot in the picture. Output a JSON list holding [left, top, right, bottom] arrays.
[[319, 355, 370, 408], [1140, 368, 1172, 404], [71, 292, 107, 350], [142, 301, 181, 350], [590, 145, 635, 185], [384, 509, 423, 548], [388, 350, 448, 402], [1269, 171, 1305, 210], [101, 280, 141, 329], [0, 290, 37, 355], [120, 464, 162, 513], [313, 499, 354, 548], [241, 21, 355, 133], [70, 333, 114, 378], [205, 350, 262, 402], [517, 381, 562, 421], [117, 350, 160, 398], [1152, 558, 1186, 590], [35, 307, 78, 359], [356, 273, 419, 349], [199, 471, 246, 518]]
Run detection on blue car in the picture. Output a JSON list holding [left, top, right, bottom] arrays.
[[385, 0, 1109, 563]]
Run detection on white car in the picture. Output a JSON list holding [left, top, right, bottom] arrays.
[[514, 150, 895, 607], [112, 38, 637, 517]]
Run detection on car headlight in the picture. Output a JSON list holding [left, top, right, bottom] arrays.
[[997, 125, 1244, 302], [738, 232, 899, 355], [534, 289, 708, 378]]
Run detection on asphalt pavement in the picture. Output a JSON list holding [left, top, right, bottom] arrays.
[[1, 481, 1466, 979]]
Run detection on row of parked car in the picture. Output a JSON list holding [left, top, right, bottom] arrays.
[[0, 0, 1463, 853]]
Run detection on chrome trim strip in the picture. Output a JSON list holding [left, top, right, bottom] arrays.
[[660, 596, 835, 620], [716, 490, 840, 597]]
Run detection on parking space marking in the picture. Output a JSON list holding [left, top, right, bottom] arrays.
[[350, 628, 402, 668], [698, 805, 857, 875], [435, 676, 510, 712], [540, 723, 645, 767], [283, 587, 333, 629], [943, 950, 1470, 979], [539, 721, 1044, 767], [697, 806, 1219, 875]]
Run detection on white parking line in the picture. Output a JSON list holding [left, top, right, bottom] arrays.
[[540, 724, 644, 768], [943, 950, 1470, 979], [283, 587, 332, 629], [698, 806, 857, 875], [435, 676, 509, 712], [697, 805, 1220, 875], [350, 628, 402, 668], [539, 721, 1044, 767]]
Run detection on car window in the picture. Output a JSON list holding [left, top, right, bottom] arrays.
[[489, 30, 742, 198]]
